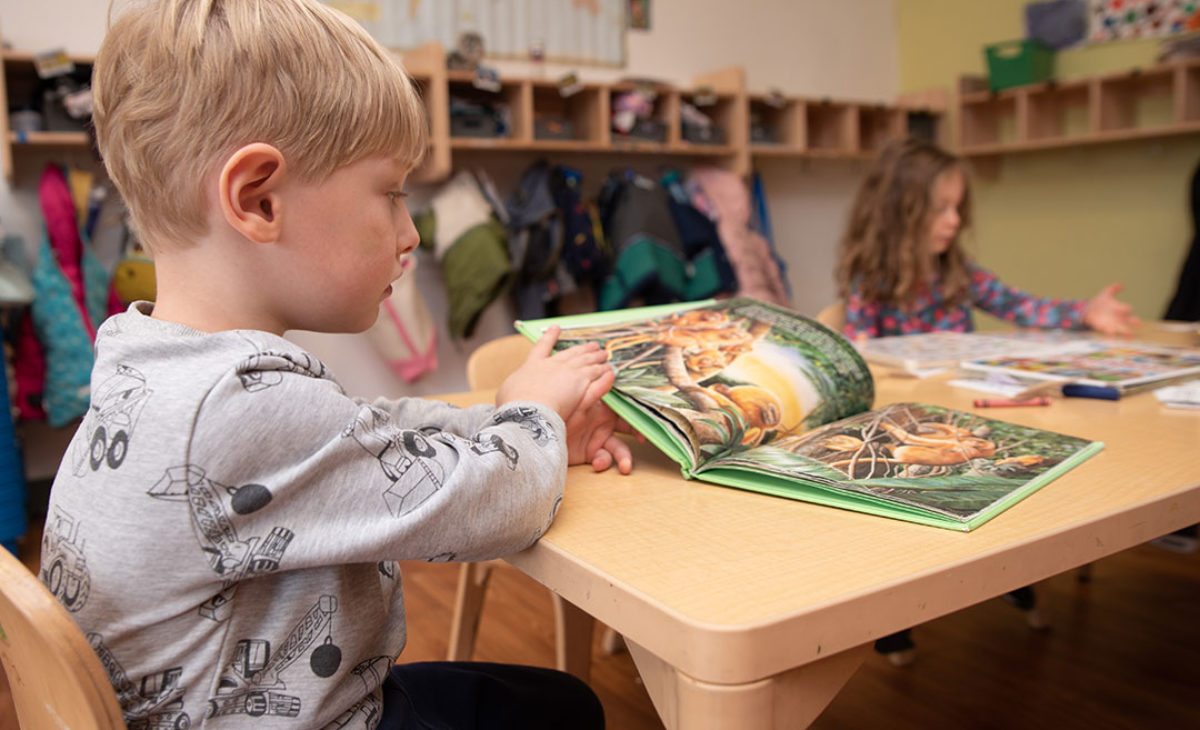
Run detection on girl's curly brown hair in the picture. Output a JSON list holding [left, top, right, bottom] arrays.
[[835, 137, 973, 309]]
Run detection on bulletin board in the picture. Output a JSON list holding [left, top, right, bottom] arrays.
[[322, 0, 626, 67], [1088, 0, 1200, 42]]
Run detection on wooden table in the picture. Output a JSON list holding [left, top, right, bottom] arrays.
[[441, 324, 1200, 729]]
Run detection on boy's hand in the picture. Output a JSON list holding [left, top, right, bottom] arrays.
[[496, 327, 614, 420], [565, 402, 636, 474], [1084, 283, 1141, 337]]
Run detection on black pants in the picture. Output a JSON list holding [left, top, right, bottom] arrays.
[[377, 661, 604, 730]]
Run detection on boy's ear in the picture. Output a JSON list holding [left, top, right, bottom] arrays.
[[218, 143, 287, 243]]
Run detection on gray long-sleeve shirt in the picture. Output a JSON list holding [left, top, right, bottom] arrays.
[[41, 302, 566, 729]]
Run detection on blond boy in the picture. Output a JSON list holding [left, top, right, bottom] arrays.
[[41, 1, 628, 727]]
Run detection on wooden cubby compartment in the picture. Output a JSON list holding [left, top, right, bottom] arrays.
[[748, 94, 805, 150], [805, 100, 858, 155], [1182, 62, 1200, 124], [677, 91, 736, 151], [1095, 67, 1174, 134], [608, 82, 678, 149], [1, 50, 96, 181], [1026, 80, 1090, 141], [858, 105, 905, 154], [530, 81, 607, 148], [958, 91, 1020, 150], [905, 109, 942, 143], [447, 71, 531, 146]]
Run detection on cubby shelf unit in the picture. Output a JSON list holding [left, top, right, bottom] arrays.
[[957, 58, 1200, 156], [400, 43, 943, 182], [0, 48, 96, 181], [0, 39, 944, 183]]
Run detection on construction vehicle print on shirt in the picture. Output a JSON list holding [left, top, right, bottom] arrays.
[[206, 595, 341, 720], [72, 364, 151, 475], [235, 348, 329, 393], [492, 405, 555, 447], [327, 656, 391, 729], [149, 465, 293, 621], [426, 427, 519, 471], [88, 633, 191, 730], [329, 693, 381, 730], [467, 432, 519, 469], [343, 406, 446, 517], [39, 508, 91, 612]]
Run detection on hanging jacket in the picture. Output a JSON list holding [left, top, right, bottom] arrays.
[[426, 171, 513, 338], [596, 169, 728, 311], [688, 167, 791, 308], [28, 164, 110, 426], [506, 160, 565, 320]]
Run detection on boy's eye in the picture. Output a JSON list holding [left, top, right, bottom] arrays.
[[387, 191, 408, 205]]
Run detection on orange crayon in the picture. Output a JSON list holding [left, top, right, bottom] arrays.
[[973, 396, 1052, 408]]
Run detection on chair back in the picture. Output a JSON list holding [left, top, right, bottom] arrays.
[[0, 546, 126, 729], [466, 334, 534, 390], [815, 301, 846, 332]]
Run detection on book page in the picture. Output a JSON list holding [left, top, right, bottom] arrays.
[[701, 402, 1098, 523], [551, 298, 873, 468]]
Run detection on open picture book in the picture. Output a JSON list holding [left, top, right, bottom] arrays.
[[516, 298, 1104, 531]]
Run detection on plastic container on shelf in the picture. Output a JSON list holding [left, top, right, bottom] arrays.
[[984, 39, 1055, 91]]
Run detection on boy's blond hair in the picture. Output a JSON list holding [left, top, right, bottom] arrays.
[[93, 0, 427, 250]]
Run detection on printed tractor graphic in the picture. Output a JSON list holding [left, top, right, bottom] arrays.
[[207, 596, 340, 719], [88, 633, 191, 730], [85, 365, 151, 471], [343, 407, 445, 517], [40, 509, 90, 611]]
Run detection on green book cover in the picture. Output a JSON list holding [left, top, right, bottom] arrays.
[[517, 298, 1104, 531]]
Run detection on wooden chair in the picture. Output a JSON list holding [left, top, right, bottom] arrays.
[[815, 301, 846, 332], [451, 334, 612, 681], [0, 546, 126, 729]]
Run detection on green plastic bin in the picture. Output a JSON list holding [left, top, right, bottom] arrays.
[[984, 39, 1055, 92]]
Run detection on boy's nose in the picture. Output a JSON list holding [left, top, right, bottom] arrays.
[[397, 218, 419, 256]]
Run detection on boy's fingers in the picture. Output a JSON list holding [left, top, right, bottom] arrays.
[[613, 416, 636, 435], [606, 435, 633, 474], [591, 448, 614, 473], [553, 341, 605, 363], [528, 327, 561, 359], [585, 424, 611, 460], [577, 367, 615, 413]]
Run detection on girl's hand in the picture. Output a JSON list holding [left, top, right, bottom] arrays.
[[1084, 283, 1141, 337], [495, 327, 614, 420]]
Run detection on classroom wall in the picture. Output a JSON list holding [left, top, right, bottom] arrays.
[[0, 0, 898, 477], [896, 0, 1198, 326]]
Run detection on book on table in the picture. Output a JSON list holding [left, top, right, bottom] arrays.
[[516, 298, 1104, 532], [958, 340, 1200, 397], [855, 330, 1089, 373]]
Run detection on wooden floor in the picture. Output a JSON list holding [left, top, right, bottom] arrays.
[[4, 524, 1199, 729]]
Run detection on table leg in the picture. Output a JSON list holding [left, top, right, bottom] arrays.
[[626, 640, 870, 729], [447, 561, 493, 661], [552, 594, 595, 683]]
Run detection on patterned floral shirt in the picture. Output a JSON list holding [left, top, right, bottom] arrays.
[[843, 263, 1088, 339]]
